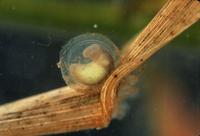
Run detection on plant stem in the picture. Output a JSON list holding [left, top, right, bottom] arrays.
[[0, 0, 199, 135]]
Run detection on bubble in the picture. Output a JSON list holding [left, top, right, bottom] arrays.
[[93, 24, 98, 29]]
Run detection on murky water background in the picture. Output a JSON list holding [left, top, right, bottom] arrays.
[[0, 0, 199, 136]]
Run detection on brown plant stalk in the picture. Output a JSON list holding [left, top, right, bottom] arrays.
[[0, 0, 199, 135]]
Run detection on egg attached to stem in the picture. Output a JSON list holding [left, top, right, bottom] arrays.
[[58, 33, 119, 86]]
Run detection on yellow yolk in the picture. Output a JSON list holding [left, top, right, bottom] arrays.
[[69, 62, 108, 85]]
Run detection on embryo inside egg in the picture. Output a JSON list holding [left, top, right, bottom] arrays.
[[58, 33, 119, 86], [69, 44, 114, 85]]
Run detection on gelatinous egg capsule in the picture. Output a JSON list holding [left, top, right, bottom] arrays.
[[58, 33, 119, 85]]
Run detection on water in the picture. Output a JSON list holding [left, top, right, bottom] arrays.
[[0, 0, 199, 136]]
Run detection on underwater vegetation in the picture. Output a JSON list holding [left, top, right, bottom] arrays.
[[0, 0, 199, 136]]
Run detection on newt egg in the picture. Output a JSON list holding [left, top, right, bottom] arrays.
[[58, 33, 119, 85]]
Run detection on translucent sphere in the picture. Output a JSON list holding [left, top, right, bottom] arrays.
[[58, 33, 119, 85]]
